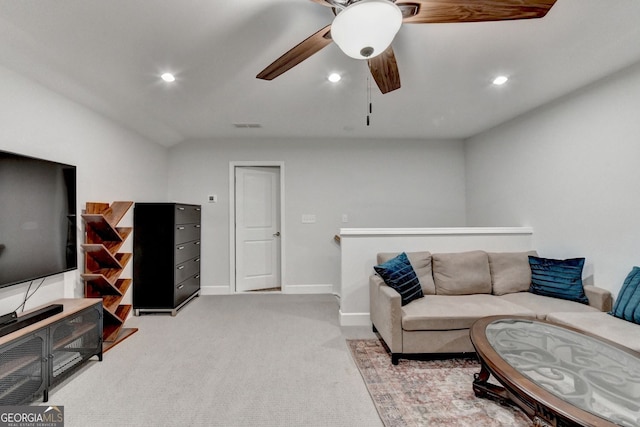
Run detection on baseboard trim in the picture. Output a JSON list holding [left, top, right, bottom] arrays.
[[339, 310, 370, 327], [283, 284, 333, 294], [200, 285, 231, 295], [201, 284, 334, 295]]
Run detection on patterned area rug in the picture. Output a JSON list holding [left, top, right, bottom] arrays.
[[347, 339, 532, 427]]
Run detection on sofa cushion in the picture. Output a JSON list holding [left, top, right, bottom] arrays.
[[546, 311, 640, 353], [374, 252, 423, 306], [401, 294, 535, 331], [529, 256, 589, 304], [488, 251, 538, 295], [377, 251, 435, 295], [499, 292, 599, 320], [610, 266, 640, 324], [432, 251, 491, 295]]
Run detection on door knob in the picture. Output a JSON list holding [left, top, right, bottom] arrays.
[[273, 231, 281, 237]]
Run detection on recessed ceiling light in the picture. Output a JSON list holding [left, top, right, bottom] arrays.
[[161, 72, 176, 83], [492, 75, 508, 86], [328, 73, 341, 83]]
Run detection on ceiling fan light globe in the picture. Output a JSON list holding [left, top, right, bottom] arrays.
[[331, 0, 402, 60]]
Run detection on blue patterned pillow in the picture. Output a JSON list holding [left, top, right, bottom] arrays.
[[610, 267, 640, 324], [528, 256, 588, 304], [374, 252, 423, 306]]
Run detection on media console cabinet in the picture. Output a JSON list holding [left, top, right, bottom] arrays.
[[0, 298, 103, 404]]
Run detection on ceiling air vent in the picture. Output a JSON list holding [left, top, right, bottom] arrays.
[[233, 123, 262, 129]]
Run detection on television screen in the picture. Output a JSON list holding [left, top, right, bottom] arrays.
[[0, 150, 77, 289]]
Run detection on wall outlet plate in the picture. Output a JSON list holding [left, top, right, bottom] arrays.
[[302, 214, 316, 224]]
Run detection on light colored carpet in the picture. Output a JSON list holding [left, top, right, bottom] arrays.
[[347, 339, 532, 427], [45, 294, 383, 427]]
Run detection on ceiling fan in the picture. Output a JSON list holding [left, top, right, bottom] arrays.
[[257, 0, 557, 94]]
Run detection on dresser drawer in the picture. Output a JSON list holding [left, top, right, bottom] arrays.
[[175, 240, 200, 264], [175, 274, 200, 305], [175, 224, 200, 244], [175, 257, 200, 284], [175, 204, 201, 225]]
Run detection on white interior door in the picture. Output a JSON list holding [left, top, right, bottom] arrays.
[[235, 166, 281, 292]]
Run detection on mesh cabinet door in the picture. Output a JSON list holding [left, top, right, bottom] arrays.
[[0, 330, 47, 405], [49, 305, 102, 382]]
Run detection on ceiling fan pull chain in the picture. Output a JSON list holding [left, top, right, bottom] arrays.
[[366, 75, 372, 126]]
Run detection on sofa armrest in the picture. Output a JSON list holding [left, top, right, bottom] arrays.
[[369, 275, 403, 353], [584, 285, 613, 312]]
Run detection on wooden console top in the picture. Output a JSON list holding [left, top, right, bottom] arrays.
[[0, 298, 102, 345]]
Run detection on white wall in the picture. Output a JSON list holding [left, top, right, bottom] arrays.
[[0, 65, 168, 314], [465, 61, 640, 297], [168, 138, 466, 294]]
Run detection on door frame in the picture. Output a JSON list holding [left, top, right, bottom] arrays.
[[229, 161, 285, 294]]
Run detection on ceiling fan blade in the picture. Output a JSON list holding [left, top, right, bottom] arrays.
[[400, 0, 557, 24], [309, 0, 335, 7], [257, 25, 332, 81], [368, 46, 401, 94]]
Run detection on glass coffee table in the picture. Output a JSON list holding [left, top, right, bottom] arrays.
[[470, 316, 640, 427]]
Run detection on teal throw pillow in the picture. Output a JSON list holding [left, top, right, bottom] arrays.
[[374, 252, 423, 306], [610, 266, 640, 324], [528, 256, 588, 304]]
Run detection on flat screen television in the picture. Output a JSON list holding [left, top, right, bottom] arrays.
[[0, 150, 77, 289]]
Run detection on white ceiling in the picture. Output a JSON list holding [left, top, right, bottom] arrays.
[[2, 0, 640, 147]]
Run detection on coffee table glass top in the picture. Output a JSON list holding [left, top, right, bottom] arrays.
[[485, 319, 640, 427]]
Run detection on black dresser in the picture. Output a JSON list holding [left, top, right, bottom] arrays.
[[133, 203, 201, 315]]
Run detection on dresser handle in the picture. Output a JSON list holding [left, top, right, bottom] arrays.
[[195, 275, 200, 279], [177, 226, 185, 230], [177, 284, 184, 290], [195, 258, 200, 262], [195, 208, 201, 211], [177, 246, 185, 250], [178, 207, 185, 211], [177, 265, 185, 270], [195, 241, 200, 245], [195, 225, 201, 228]]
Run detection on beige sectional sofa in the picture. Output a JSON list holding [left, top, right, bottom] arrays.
[[369, 250, 616, 364], [546, 311, 640, 353]]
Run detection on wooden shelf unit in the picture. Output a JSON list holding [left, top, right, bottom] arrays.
[[81, 201, 138, 348]]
